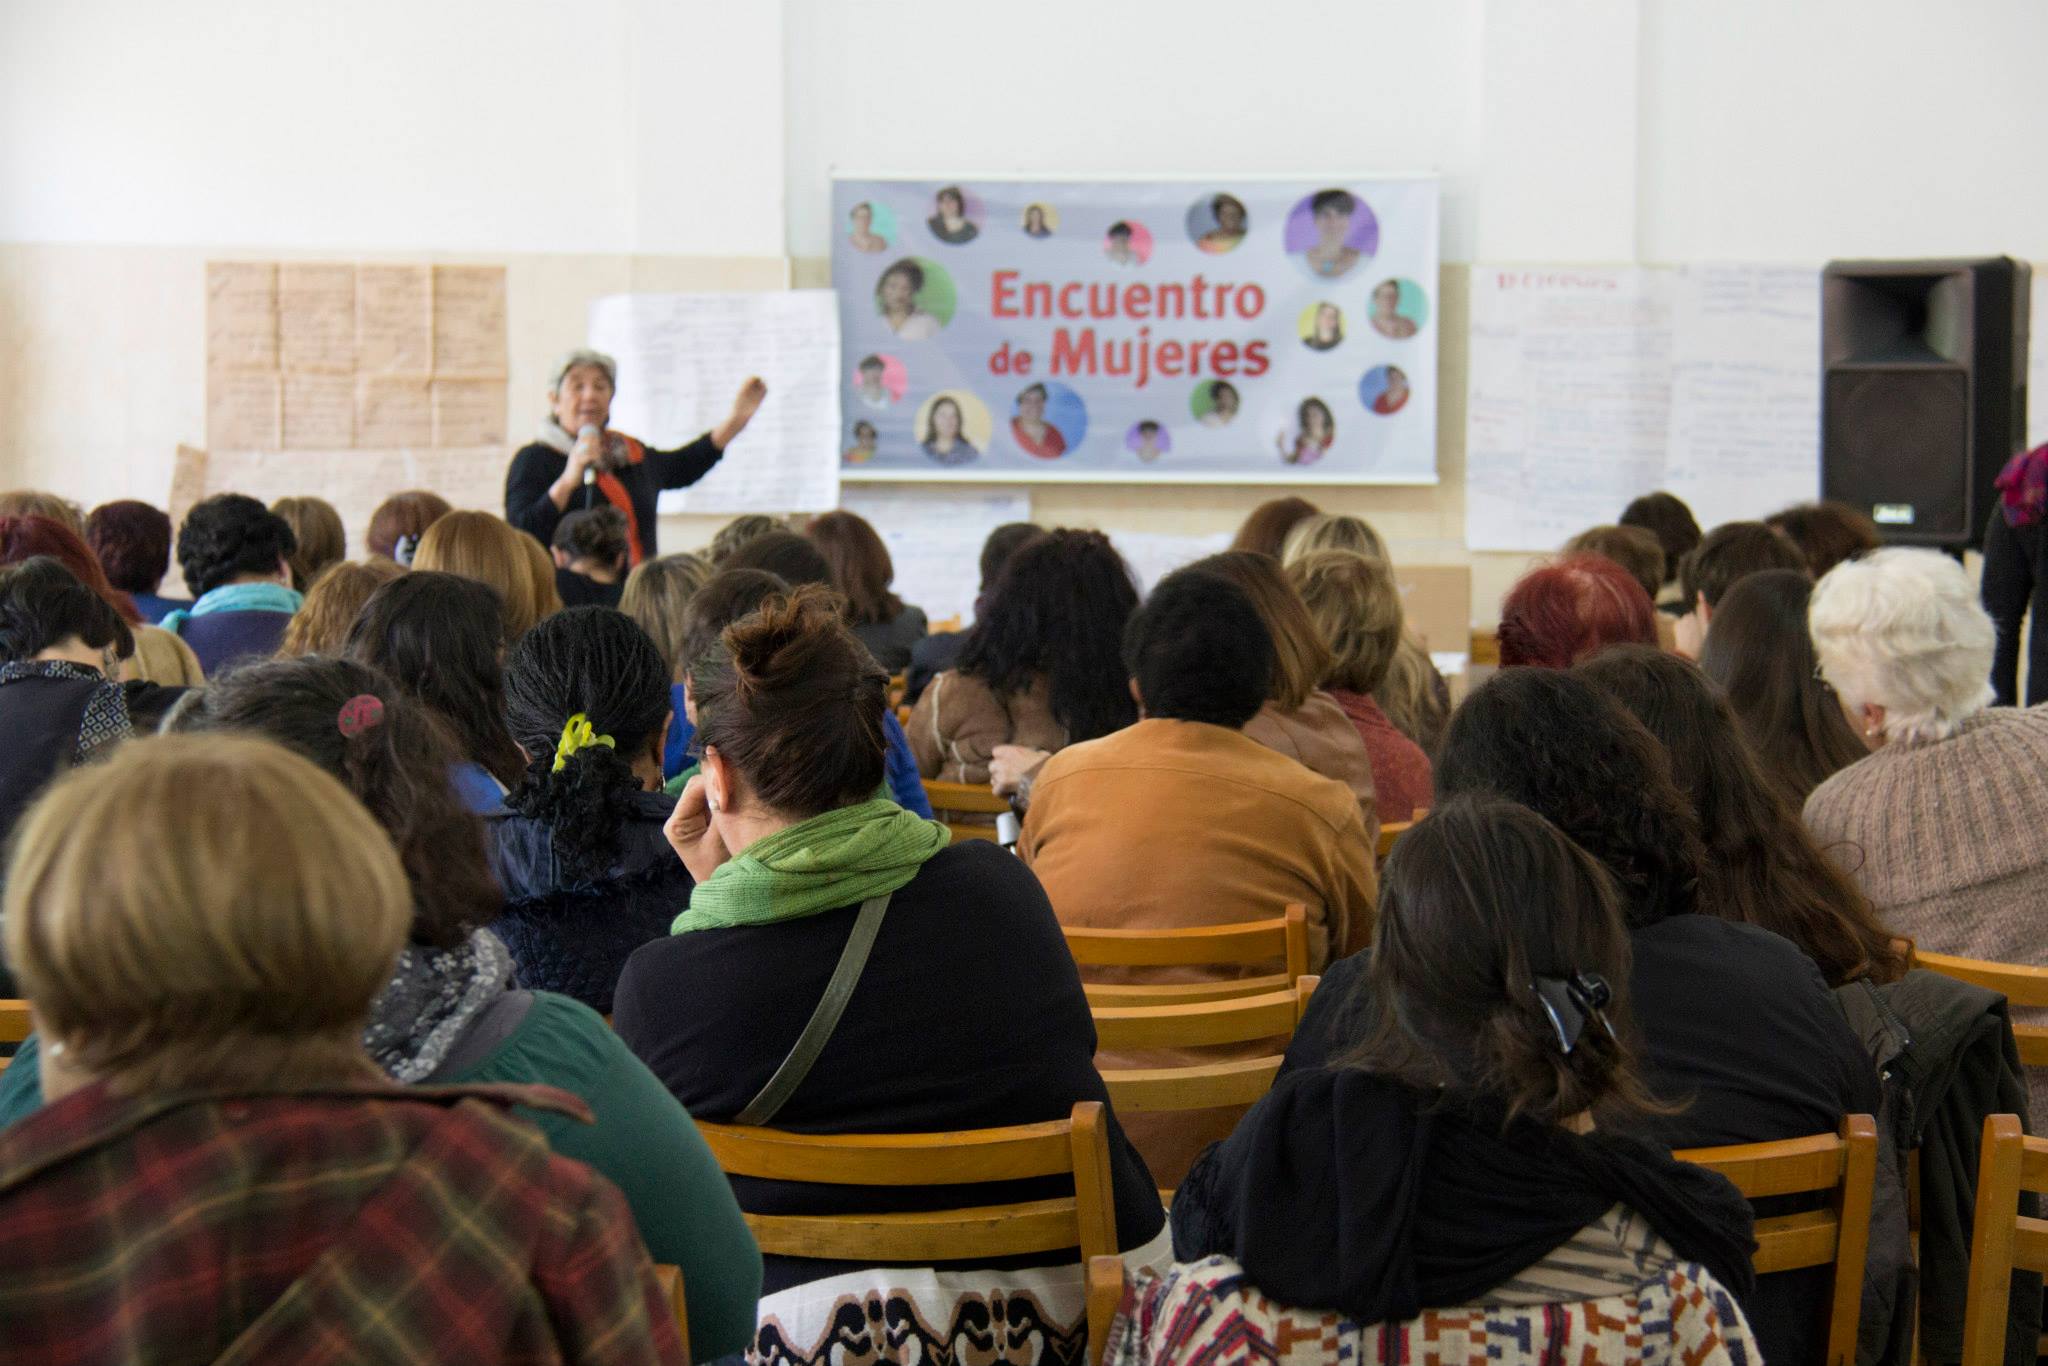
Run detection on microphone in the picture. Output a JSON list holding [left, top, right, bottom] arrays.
[[578, 424, 601, 486]]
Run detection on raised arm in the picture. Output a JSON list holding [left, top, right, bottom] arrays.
[[645, 377, 769, 491]]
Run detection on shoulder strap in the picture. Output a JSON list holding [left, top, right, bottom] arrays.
[[735, 892, 892, 1127]]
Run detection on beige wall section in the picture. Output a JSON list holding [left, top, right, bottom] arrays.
[[0, 244, 1537, 628]]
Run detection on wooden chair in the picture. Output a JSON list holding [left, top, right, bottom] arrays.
[[921, 778, 1012, 844], [1090, 977, 1319, 1119], [1675, 1114, 1879, 1366], [1376, 819, 1416, 864], [887, 673, 907, 708], [697, 1100, 1118, 1291], [1959, 1113, 2048, 1365], [1065, 906, 1308, 1008], [0, 1000, 29, 1075], [651, 1264, 689, 1363], [1913, 950, 2048, 1068], [1087, 1254, 1127, 1366]]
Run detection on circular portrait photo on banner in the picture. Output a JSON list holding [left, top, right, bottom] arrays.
[[850, 352, 907, 407], [844, 419, 879, 465], [1190, 379, 1241, 428], [1126, 420, 1171, 463], [874, 258, 956, 340], [1284, 187, 1379, 281], [916, 389, 992, 467], [1021, 202, 1060, 239], [847, 199, 896, 254], [1368, 278, 1428, 339], [1359, 364, 1412, 416], [1103, 219, 1153, 267], [1185, 192, 1249, 254], [1010, 381, 1089, 460], [926, 184, 982, 245], [1275, 396, 1338, 466], [1298, 301, 1346, 352]]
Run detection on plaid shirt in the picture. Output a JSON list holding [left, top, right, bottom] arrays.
[[0, 1077, 685, 1365]]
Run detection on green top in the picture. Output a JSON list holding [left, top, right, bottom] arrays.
[[0, 993, 763, 1360], [672, 796, 951, 934]]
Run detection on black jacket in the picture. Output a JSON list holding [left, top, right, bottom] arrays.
[[1285, 915, 1882, 1364], [483, 789, 689, 1016], [1980, 507, 2048, 707], [504, 433, 722, 561], [612, 839, 1165, 1295]]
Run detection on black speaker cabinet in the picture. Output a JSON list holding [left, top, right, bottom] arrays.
[[1821, 257, 2030, 548]]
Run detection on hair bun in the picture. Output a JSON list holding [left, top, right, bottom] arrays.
[[720, 586, 848, 699]]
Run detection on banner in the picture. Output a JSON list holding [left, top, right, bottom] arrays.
[[831, 177, 1439, 484]]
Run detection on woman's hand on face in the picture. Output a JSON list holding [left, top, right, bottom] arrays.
[[665, 774, 731, 882], [988, 745, 1051, 797]]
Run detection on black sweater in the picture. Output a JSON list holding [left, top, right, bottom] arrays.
[[612, 839, 1164, 1294], [1981, 507, 2048, 706], [503, 432, 723, 561]]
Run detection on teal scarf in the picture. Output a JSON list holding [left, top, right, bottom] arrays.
[[672, 798, 950, 934], [161, 581, 303, 633]]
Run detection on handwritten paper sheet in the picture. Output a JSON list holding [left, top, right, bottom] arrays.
[[356, 265, 432, 375], [432, 266, 509, 376], [432, 378, 506, 448], [278, 264, 356, 373], [589, 290, 843, 515], [1664, 265, 1821, 530], [1111, 530, 1233, 594], [1466, 268, 1675, 552], [840, 487, 1033, 625], [355, 376, 433, 448], [206, 262, 277, 371], [206, 371, 281, 450]]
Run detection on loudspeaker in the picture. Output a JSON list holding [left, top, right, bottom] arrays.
[[1821, 257, 2030, 548]]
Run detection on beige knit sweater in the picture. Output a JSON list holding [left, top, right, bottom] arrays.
[[1805, 706, 2048, 1124]]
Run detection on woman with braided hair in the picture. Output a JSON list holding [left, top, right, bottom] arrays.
[[485, 606, 686, 1015]]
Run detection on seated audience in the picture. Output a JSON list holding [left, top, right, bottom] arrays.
[[1576, 645, 1905, 987], [413, 509, 551, 639], [270, 494, 346, 592], [1497, 554, 1657, 669], [620, 551, 713, 682], [0, 490, 85, 535], [1229, 495, 1320, 558], [1196, 550, 1378, 837], [909, 529, 1137, 803], [806, 509, 928, 671], [1173, 796, 1756, 1331], [721, 527, 832, 587], [1564, 523, 1675, 650], [163, 493, 302, 674], [904, 520, 1042, 703], [0, 514, 202, 686], [1766, 500, 1882, 580], [705, 512, 784, 566], [345, 571, 528, 813], [280, 558, 403, 656], [1697, 569, 1867, 809], [1980, 441, 2048, 706], [85, 498, 189, 621], [1286, 550, 1433, 822], [487, 607, 685, 1014], [0, 733, 686, 1364], [1619, 490, 1702, 608], [0, 656, 763, 1358], [1286, 667, 1879, 1365], [518, 524, 565, 622], [1021, 567, 1376, 1183], [1279, 510, 1388, 563], [365, 488, 452, 564], [1806, 548, 2048, 1119], [614, 588, 1166, 1362], [1672, 520, 1807, 659], [552, 505, 629, 608], [0, 557, 179, 846]]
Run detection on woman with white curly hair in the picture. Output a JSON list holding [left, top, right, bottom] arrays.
[[1805, 547, 2048, 997]]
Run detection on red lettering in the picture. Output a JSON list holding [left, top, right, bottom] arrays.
[[1125, 283, 1152, 319], [988, 340, 1016, 374], [1186, 339, 1208, 373], [1211, 340, 1240, 376], [1154, 283, 1187, 318], [1013, 349, 1033, 375], [1087, 283, 1117, 319], [1234, 284, 1264, 319], [1102, 338, 1134, 376], [1024, 281, 1052, 316], [1058, 282, 1084, 318], [991, 270, 1020, 318], [1050, 327, 1096, 374], [1241, 340, 1271, 376], [1155, 340, 1185, 376], [1135, 326, 1151, 388], [1191, 274, 1210, 318]]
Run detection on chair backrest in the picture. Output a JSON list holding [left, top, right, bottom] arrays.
[[1088, 1255, 1127, 1366], [1913, 950, 2048, 1068], [1376, 819, 1416, 863], [651, 1264, 689, 1363], [1960, 1113, 2048, 1365], [1674, 1114, 1878, 1366], [920, 778, 1012, 844], [696, 1100, 1118, 1267], [0, 1000, 30, 1046], [1067, 906, 1308, 1008], [1091, 978, 1318, 1115]]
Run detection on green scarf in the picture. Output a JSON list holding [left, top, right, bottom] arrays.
[[672, 798, 950, 934]]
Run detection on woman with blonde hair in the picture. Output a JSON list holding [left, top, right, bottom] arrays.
[[0, 490, 85, 536], [1193, 551, 1377, 839], [279, 558, 403, 657], [412, 510, 548, 640], [0, 734, 685, 1363], [270, 495, 346, 592], [620, 552, 713, 779]]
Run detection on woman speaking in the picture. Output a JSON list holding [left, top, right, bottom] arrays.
[[506, 349, 766, 566]]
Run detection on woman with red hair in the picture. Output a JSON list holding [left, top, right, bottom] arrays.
[[1498, 555, 1658, 669], [0, 516, 204, 685]]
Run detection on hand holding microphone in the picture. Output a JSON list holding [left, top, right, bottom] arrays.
[[574, 423, 603, 486]]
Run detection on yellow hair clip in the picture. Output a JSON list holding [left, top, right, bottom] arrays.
[[552, 712, 615, 772]]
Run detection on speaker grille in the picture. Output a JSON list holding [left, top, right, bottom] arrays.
[[1822, 368, 1970, 540]]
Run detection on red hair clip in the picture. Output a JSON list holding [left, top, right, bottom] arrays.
[[338, 694, 385, 738]]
